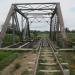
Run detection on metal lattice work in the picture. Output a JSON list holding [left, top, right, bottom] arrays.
[[0, 3, 67, 47]]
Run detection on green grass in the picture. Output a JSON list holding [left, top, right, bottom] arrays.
[[67, 32, 75, 39], [3, 34, 20, 47], [30, 31, 49, 38], [52, 72, 61, 75], [67, 32, 75, 42], [21, 69, 30, 75], [0, 51, 21, 70], [14, 63, 21, 70], [65, 32, 75, 47], [70, 70, 75, 75], [37, 72, 60, 75], [36, 72, 45, 75], [0, 51, 14, 61], [37, 32, 49, 38], [59, 51, 75, 75], [38, 64, 46, 70], [39, 59, 47, 63]]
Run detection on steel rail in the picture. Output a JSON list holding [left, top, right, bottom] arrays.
[[48, 40, 69, 75], [33, 39, 69, 75], [4, 42, 22, 48], [33, 39, 42, 75]]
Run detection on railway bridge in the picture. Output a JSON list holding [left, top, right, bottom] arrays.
[[0, 2, 67, 48], [0, 2, 72, 75]]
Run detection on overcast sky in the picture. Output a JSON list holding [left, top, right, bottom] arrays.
[[0, 0, 75, 31]]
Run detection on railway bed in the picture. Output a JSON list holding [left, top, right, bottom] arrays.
[[34, 39, 70, 75], [0, 39, 70, 75], [3, 39, 39, 49]]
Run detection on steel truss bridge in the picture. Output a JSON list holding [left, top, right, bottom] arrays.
[[0, 2, 67, 48], [0, 3, 71, 75]]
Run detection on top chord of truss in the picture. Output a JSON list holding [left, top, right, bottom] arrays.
[[13, 3, 58, 5]]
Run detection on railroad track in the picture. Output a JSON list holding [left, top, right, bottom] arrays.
[[34, 39, 70, 75], [0, 38, 70, 75], [3, 39, 39, 48]]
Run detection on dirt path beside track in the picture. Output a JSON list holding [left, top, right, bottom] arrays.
[[0, 52, 37, 75]]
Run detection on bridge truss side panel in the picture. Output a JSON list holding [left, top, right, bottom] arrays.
[[0, 5, 14, 47], [56, 3, 67, 47]]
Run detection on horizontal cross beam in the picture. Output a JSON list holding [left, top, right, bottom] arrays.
[[13, 3, 57, 5], [19, 8, 55, 10], [28, 17, 51, 18], [24, 13, 52, 15], [14, 5, 28, 19]]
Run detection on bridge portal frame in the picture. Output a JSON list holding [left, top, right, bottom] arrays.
[[0, 2, 67, 47]]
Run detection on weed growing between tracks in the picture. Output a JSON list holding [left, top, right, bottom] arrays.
[[36, 71, 45, 75], [14, 63, 21, 70], [38, 59, 47, 70], [21, 69, 30, 75], [37, 71, 61, 75], [39, 59, 47, 63]]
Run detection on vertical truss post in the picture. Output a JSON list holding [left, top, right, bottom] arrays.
[[12, 12, 16, 44], [50, 17, 52, 40], [21, 16, 30, 41], [53, 17, 56, 42], [14, 12, 20, 32], [56, 16, 59, 45], [56, 3, 67, 47], [21, 16, 23, 31], [49, 18, 52, 38], [0, 39, 2, 48], [23, 18, 30, 41], [54, 15, 58, 43], [53, 18, 55, 42], [26, 18, 30, 39], [23, 22, 27, 40], [51, 18, 54, 41], [0, 5, 14, 47], [21, 16, 24, 41]]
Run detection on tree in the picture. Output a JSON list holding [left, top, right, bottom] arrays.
[[65, 27, 70, 32], [33, 31, 38, 38]]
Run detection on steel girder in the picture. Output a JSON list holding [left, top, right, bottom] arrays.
[[50, 3, 67, 47], [21, 18, 30, 40], [0, 5, 14, 47], [0, 2, 67, 47], [0, 4, 30, 46]]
